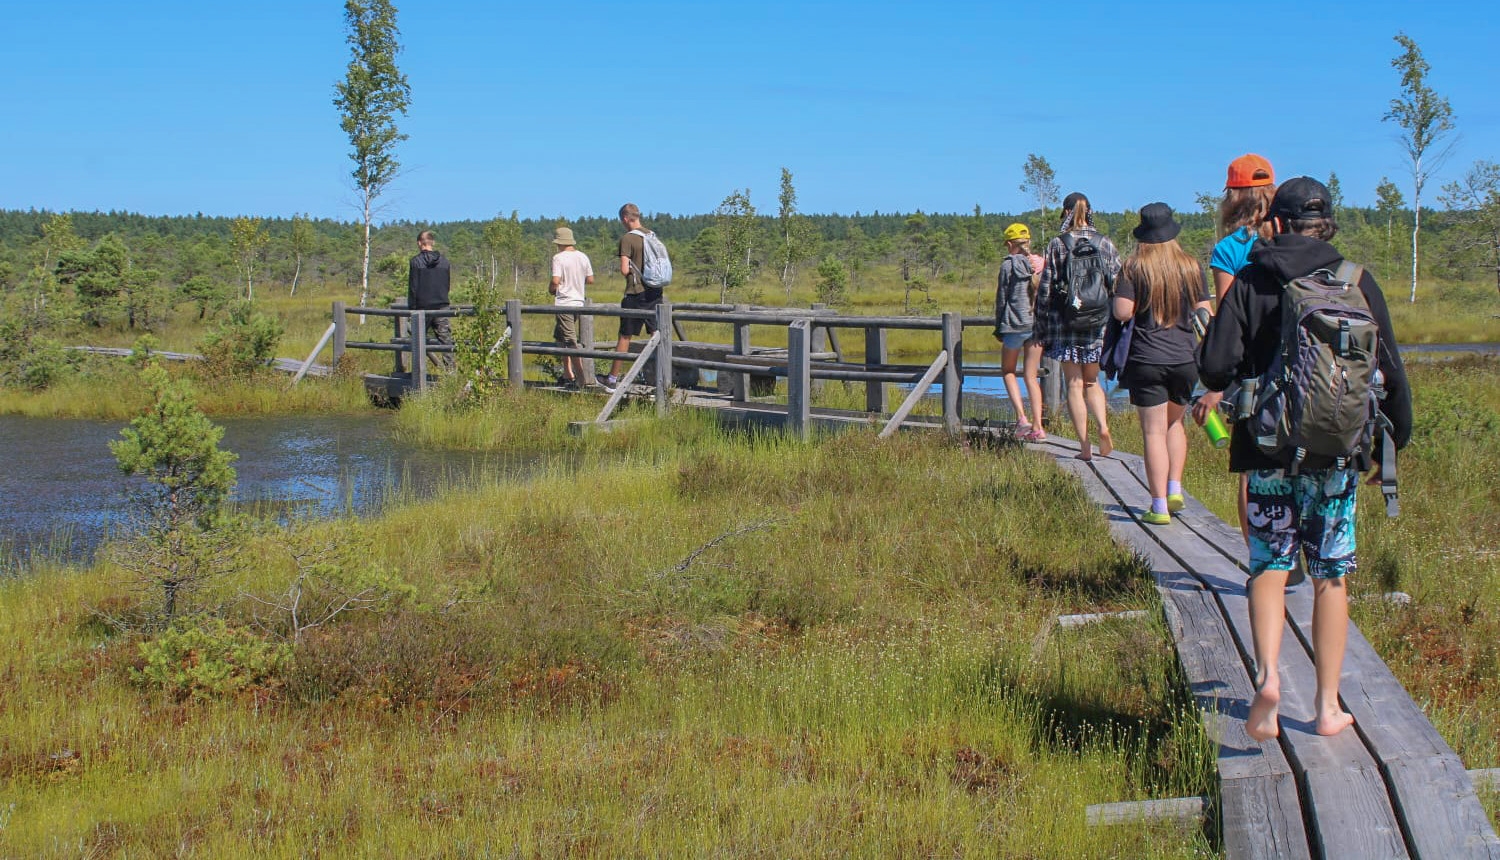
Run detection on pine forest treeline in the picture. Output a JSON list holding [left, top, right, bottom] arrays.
[[0, 199, 1494, 315]]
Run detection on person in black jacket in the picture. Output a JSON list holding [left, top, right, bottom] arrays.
[[1198, 177, 1412, 742], [407, 230, 453, 369]]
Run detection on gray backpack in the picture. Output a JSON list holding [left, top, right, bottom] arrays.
[[1248, 260, 1387, 475]]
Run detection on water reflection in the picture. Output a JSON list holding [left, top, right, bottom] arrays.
[[0, 414, 546, 570]]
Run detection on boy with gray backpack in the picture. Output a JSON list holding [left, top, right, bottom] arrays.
[[1198, 176, 1412, 743]]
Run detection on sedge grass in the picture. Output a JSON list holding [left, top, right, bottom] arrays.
[[0, 428, 1216, 857]]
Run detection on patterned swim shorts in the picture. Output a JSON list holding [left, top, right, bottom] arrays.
[[1246, 466, 1360, 581]]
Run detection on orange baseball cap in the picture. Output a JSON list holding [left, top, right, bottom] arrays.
[[1226, 154, 1275, 188]]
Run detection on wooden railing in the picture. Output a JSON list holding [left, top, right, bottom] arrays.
[[330, 300, 1065, 437]]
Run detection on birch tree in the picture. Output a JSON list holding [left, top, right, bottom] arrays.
[[288, 214, 315, 296], [1020, 154, 1060, 225], [1383, 32, 1455, 303], [333, 0, 410, 315]]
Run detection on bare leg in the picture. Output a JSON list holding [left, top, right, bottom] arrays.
[[1063, 361, 1091, 458], [1312, 577, 1355, 736], [1139, 402, 1169, 499], [1023, 339, 1045, 430], [1001, 345, 1027, 426], [1247, 568, 1291, 741], [1081, 362, 1112, 456], [1166, 401, 1188, 485]]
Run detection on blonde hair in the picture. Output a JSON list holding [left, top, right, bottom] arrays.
[[1121, 239, 1201, 328], [1006, 237, 1032, 255], [1218, 185, 1276, 240]]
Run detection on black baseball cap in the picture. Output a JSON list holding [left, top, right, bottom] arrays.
[[1269, 176, 1332, 221]]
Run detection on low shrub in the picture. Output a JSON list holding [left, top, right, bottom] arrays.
[[132, 617, 291, 701], [197, 302, 285, 379]]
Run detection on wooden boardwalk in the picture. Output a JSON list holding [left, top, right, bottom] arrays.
[[1024, 435, 1499, 859]]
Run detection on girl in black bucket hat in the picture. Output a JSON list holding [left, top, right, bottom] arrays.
[[1113, 202, 1213, 524]]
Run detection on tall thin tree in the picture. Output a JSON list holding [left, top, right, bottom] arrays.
[[1020, 154, 1060, 227], [1383, 32, 1455, 303], [288, 214, 315, 297], [333, 0, 410, 318]]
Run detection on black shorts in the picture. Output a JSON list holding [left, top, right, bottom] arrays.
[[1124, 361, 1197, 408], [619, 288, 663, 337]]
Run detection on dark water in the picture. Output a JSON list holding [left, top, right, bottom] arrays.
[[0, 414, 545, 570]]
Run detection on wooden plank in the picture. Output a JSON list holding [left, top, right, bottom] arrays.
[[1302, 765, 1409, 858], [1086, 796, 1207, 826], [1383, 756, 1500, 858], [1221, 773, 1311, 860]]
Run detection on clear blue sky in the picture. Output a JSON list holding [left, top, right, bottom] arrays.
[[3, 1, 1496, 222]]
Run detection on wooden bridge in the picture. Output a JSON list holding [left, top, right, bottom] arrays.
[[327, 300, 1500, 857]]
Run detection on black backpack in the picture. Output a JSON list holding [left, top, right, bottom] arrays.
[[1057, 233, 1113, 333]]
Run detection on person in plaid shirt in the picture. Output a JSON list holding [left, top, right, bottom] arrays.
[[1034, 192, 1122, 460]]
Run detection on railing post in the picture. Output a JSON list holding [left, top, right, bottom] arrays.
[[332, 301, 347, 367], [579, 300, 595, 383], [809, 303, 828, 398], [941, 312, 962, 435], [506, 299, 524, 389], [655, 302, 673, 416], [1043, 356, 1064, 419], [412, 310, 428, 392], [787, 319, 811, 441], [393, 301, 407, 375], [732, 304, 751, 401], [864, 325, 887, 413], [812, 303, 844, 361]]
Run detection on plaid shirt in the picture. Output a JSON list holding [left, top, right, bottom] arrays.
[[1033, 228, 1122, 351]]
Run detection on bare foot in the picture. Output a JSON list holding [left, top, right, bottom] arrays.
[[1316, 709, 1356, 737], [1098, 429, 1114, 458], [1246, 682, 1281, 742], [1073, 451, 1092, 462]]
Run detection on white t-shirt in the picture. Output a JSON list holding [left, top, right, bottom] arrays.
[[551, 248, 593, 307]]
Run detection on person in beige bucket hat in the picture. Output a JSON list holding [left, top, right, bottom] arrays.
[[550, 225, 594, 388]]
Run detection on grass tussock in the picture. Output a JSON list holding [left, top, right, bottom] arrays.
[[0, 358, 373, 420], [0, 429, 1214, 857]]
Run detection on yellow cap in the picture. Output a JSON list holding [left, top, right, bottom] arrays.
[[1003, 223, 1031, 242]]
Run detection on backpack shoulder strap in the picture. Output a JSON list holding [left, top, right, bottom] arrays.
[[629, 229, 647, 238], [1334, 259, 1363, 286]]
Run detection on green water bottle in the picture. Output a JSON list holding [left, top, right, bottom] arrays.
[[1202, 407, 1231, 448]]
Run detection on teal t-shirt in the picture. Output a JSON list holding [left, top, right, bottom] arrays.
[[1210, 227, 1258, 275]]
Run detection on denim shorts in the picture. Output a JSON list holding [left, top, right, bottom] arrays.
[[1246, 467, 1360, 582], [997, 331, 1031, 351]]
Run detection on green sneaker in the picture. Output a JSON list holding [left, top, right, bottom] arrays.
[[1167, 494, 1185, 513], [1141, 509, 1172, 526]]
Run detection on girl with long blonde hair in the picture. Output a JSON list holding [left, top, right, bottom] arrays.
[[1113, 203, 1213, 524]]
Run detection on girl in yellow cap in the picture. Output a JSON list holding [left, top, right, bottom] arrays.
[[994, 223, 1046, 438]]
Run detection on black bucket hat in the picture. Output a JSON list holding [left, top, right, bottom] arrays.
[[1132, 202, 1181, 244]]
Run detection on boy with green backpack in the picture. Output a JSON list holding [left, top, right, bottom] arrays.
[[1198, 176, 1412, 742]]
